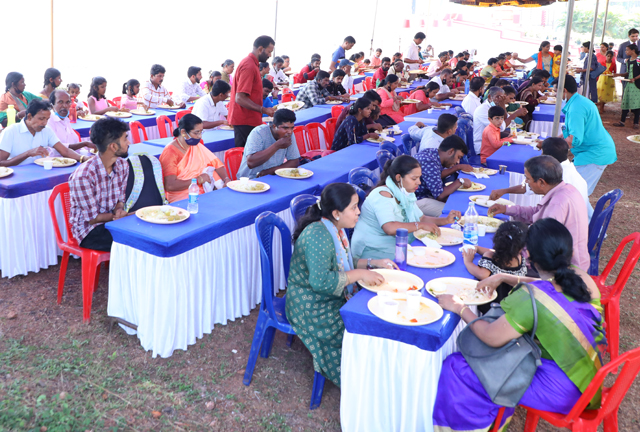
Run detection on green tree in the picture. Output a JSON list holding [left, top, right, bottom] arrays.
[[557, 9, 630, 39]]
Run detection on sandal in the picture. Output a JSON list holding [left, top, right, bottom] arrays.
[[612, 122, 626, 127], [634, 124, 640, 130]]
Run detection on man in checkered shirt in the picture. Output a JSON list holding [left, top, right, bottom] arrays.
[[69, 117, 130, 251], [295, 70, 345, 110]]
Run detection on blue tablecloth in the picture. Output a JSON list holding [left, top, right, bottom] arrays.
[[486, 144, 541, 174], [405, 106, 459, 121], [533, 103, 565, 123], [340, 170, 511, 351], [144, 128, 235, 154], [70, 111, 179, 137], [0, 143, 164, 199]]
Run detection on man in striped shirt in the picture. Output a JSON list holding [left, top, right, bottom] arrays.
[[140, 64, 182, 109]]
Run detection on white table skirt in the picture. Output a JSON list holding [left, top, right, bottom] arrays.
[[508, 172, 542, 208], [0, 190, 67, 278], [107, 208, 295, 358], [340, 319, 467, 432]]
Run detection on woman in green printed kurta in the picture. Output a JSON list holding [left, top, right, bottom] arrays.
[[286, 183, 397, 387]]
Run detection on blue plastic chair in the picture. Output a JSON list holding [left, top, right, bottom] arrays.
[[290, 194, 317, 223], [588, 189, 624, 276], [455, 116, 480, 166], [376, 149, 393, 171], [348, 167, 378, 192], [380, 141, 401, 157], [401, 133, 418, 155], [243, 211, 325, 409], [351, 184, 367, 209], [454, 105, 466, 116]]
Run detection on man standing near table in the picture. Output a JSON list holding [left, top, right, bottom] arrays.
[[409, 114, 458, 152], [69, 117, 130, 251], [47, 90, 96, 156], [462, 77, 485, 116], [426, 51, 449, 78], [430, 68, 460, 101], [560, 75, 617, 197], [404, 32, 426, 66], [192, 80, 231, 130], [141, 64, 180, 109], [330, 36, 356, 72], [0, 99, 86, 167], [174, 66, 207, 105], [373, 57, 391, 87], [235, 109, 300, 179], [488, 155, 589, 271], [228, 35, 276, 148], [414, 135, 472, 216], [295, 71, 345, 110], [617, 28, 639, 92]]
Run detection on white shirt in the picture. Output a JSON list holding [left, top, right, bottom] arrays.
[[409, 125, 444, 152], [174, 79, 206, 105], [473, 101, 505, 154], [191, 94, 228, 125], [523, 160, 589, 212], [0, 120, 60, 165], [427, 58, 443, 78], [430, 76, 451, 95], [342, 75, 354, 92], [269, 66, 289, 84], [462, 92, 482, 116], [405, 40, 420, 62]]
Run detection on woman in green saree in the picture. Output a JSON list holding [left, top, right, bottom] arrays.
[[285, 183, 397, 387]]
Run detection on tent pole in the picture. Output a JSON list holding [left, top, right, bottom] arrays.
[[582, 0, 600, 97], [552, 0, 575, 137], [600, 0, 610, 44], [273, 0, 278, 59], [50, 0, 54, 67], [370, 0, 379, 56]]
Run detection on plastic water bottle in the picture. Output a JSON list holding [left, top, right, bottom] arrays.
[[394, 228, 408, 271], [187, 179, 199, 214], [463, 202, 479, 247], [464, 79, 470, 94], [288, 73, 295, 88], [6, 105, 16, 127], [69, 103, 77, 123], [509, 121, 517, 137]]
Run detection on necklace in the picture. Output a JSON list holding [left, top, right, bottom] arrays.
[[175, 137, 188, 152]]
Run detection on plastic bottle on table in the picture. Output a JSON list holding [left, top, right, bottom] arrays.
[[463, 202, 479, 247], [187, 179, 199, 214], [509, 120, 517, 137], [394, 228, 408, 271], [288, 73, 294, 88], [6, 105, 16, 127], [69, 103, 77, 123]]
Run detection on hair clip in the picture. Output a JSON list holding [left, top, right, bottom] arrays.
[[317, 198, 322, 210]]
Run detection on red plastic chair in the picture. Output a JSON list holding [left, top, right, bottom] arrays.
[[591, 232, 640, 360], [107, 99, 116, 107], [224, 147, 244, 180], [176, 110, 190, 125], [521, 346, 640, 432], [282, 87, 293, 95], [73, 130, 82, 141], [111, 96, 122, 107], [130, 121, 149, 144], [282, 93, 296, 103], [331, 105, 345, 119], [397, 92, 409, 99], [293, 126, 307, 155], [304, 123, 329, 151], [325, 118, 337, 145], [47, 183, 110, 323], [156, 115, 173, 139], [365, 77, 374, 90]]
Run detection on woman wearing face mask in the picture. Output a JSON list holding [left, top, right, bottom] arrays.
[[159, 114, 230, 202], [351, 155, 460, 260]]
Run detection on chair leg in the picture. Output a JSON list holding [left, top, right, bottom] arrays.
[[608, 300, 621, 360], [243, 313, 269, 386], [93, 263, 101, 293], [491, 407, 505, 432], [286, 334, 295, 347], [523, 411, 540, 432], [603, 411, 619, 432], [81, 254, 100, 323], [260, 326, 276, 359], [309, 371, 326, 410], [57, 251, 71, 304]]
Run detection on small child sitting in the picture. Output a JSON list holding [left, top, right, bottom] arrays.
[[66, 83, 87, 116], [462, 221, 528, 314], [262, 79, 279, 117], [480, 105, 512, 164]]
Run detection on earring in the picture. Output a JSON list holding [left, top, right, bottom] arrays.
[[336, 217, 340, 221]]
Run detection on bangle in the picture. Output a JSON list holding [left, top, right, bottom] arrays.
[[414, 222, 420, 232], [80, 155, 85, 163], [367, 258, 373, 270], [517, 275, 521, 285], [459, 306, 470, 316]]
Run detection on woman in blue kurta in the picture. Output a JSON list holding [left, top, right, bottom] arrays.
[[285, 183, 397, 387], [433, 218, 606, 432]]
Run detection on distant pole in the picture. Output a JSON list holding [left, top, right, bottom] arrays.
[[273, 0, 278, 59], [370, 0, 379, 56], [582, 0, 600, 97], [50, 0, 54, 66], [600, 0, 610, 44], [552, 0, 576, 137]]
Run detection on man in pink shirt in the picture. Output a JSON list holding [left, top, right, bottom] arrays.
[[488, 155, 589, 271], [47, 90, 95, 156]]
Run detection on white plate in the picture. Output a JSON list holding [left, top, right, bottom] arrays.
[[407, 247, 456, 269], [227, 180, 270, 193], [135, 205, 190, 224], [130, 109, 155, 116], [34, 157, 77, 168], [358, 269, 424, 293], [445, 181, 486, 192], [219, 125, 234, 130], [325, 100, 343, 105], [512, 138, 536, 145], [469, 195, 515, 208], [105, 111, 132, 118], [426, 277, 497, 305], [472, 167, 497, 175], [277, 101, 306, 111], [367, 294, 443, 326], [626, 135, 640, 144], [275, 168, 313, 179], [0, 168, 14, 178], [459, 216, 504, 233], [401, 99, 420, 104], [78, 115, 103, 122], [366, 136, 396, 143], [540, 99, 556, 105], [157, 104, 181, 110], [415, 227, 464, 246]]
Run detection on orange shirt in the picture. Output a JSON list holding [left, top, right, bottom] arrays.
[[480, 123, 512, 164], [403, 90, 431, 116]]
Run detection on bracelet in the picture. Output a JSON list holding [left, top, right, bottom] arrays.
[[459, 306, 470, 316], [414, 222, 420, 232], [80, 155, 85, 163], [367, 258, 374, 270], [517, 275, 521, 285]]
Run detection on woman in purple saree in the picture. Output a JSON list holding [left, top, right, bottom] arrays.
[[434, 218, 607, 432]]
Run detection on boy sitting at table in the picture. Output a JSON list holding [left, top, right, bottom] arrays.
[[262, 79, 279, 114], [480, 106, 512, 164]]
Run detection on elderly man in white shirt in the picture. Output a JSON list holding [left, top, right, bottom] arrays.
[[404, 32, 426, 65], [0, 99, 85, 166], [461, 77, 485, 116], [426, 51, 449, 78], [409, 114, 459, 152], [174, 66, 207, 105], [472, 86, 509, 154], [47, 90, 95, 156], [269, 56, 289, 85], [192, 80, 231, 130]]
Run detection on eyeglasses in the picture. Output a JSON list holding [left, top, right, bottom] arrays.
[[188, 130, 204, 137]]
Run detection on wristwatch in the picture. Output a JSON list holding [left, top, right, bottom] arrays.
[[458, 178, 465, 186], [366, 258, 374, 270]]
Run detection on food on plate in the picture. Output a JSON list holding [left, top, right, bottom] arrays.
[[281, 168, 311, 178], [627, 135, 640, 143], [140, 206, 188, 222], [459, 216, 503, 230], [472, 167, 497, 175], [427, 278, 495, 304], [416, 231, 438, 241], [237, 182, 266, 192], [79, 114, 102, 121], [105, 111, 131, 117], [445, 181, 485, 191]]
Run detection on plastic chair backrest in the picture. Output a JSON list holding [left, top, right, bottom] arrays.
[[130, 121, 148, 144], [224, 147, 244, 181], [294, 126, 307, 154], [365, 77, 374, 90], [73, 130, 82, 141], [156, 115, 173, 139], [455, 116, 479, 165], [454, 105, 466, 115], [351, 184, 367, 209], [282, 93, 296, 103], [282, 87, 293, 95], [176, 110, 190, 125], [588, 189, 624, 276], [376, 149, 393, 171], [593, 232, 640, 303], [290, 194, 318, 222], [380, 141, 399, 157], [397, 92, 409, 100], [401, 133, 418, 155], [304, 123, 328, 151], [325, 118, 337, 145], [255, 212, 292, 320], [348, 167, 378, 191], [107, 99, 116, 107], [331, 105, 345, 119], [112, 96, 122, 107], [48, 183, 77, 248]]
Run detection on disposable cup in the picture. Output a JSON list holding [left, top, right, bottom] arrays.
[[381, 299, 399, 320], [406, 291, 422, 311], [377, 291, 392, 306], [478, 224, 487, 237], [43, 160, 53, 170]]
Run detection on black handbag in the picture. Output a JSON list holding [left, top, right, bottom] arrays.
[[457, 283, 542, 407]]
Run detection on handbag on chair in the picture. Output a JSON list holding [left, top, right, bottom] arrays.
[[457, 283, 542, 408]]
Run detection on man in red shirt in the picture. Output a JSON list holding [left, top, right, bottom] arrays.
[[294, 56, 321, 84], [373, 57, 391, 87], [228, 35, 277, 147]]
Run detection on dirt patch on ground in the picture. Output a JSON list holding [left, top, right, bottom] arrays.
[[0, 100, 639, 431]]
